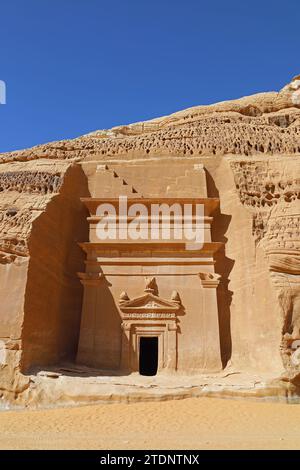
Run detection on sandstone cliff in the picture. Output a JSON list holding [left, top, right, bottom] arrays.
[[0, 75, 300, 405]]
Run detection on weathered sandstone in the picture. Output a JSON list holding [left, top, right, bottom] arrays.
[[0, 75, 300, 406]]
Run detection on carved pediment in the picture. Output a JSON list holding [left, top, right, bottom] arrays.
[[119, 292, 180, 314]]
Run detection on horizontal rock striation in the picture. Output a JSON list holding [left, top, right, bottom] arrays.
[[0, 75, 300, 405]]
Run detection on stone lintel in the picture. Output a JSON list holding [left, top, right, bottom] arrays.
[[81, 197, 220, 217], [85, 258, 215, 266], [79, 241, 223, 255]]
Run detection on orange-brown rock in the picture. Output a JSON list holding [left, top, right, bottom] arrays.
[[0, 75, 300, 406]]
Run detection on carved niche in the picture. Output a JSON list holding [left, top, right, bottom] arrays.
[[118, 278, 183, 372]]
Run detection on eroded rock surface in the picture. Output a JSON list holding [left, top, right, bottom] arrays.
[[0, 75, 300, 406]]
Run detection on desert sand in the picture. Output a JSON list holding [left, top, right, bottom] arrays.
[[0, 397, 300, 450]]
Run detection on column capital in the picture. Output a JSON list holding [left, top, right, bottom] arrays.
[[199, 272, 220, 288]]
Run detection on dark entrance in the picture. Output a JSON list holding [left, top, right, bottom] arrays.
[[139, 337, 158, 376]]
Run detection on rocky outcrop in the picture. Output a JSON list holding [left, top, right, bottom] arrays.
[[228, 157, 300, 378], [0, 160, 89, 400], [0, 75, 300, 405], [1, 75, 300, 165]]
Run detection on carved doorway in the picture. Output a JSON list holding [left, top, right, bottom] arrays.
[[139, 337, 158, 376], [119, 278, 183, 373]]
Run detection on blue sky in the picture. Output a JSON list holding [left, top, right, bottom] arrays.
[[0, 0, 299, 153]]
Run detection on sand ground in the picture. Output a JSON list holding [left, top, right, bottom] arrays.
[[0, 397, 300, 450]]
